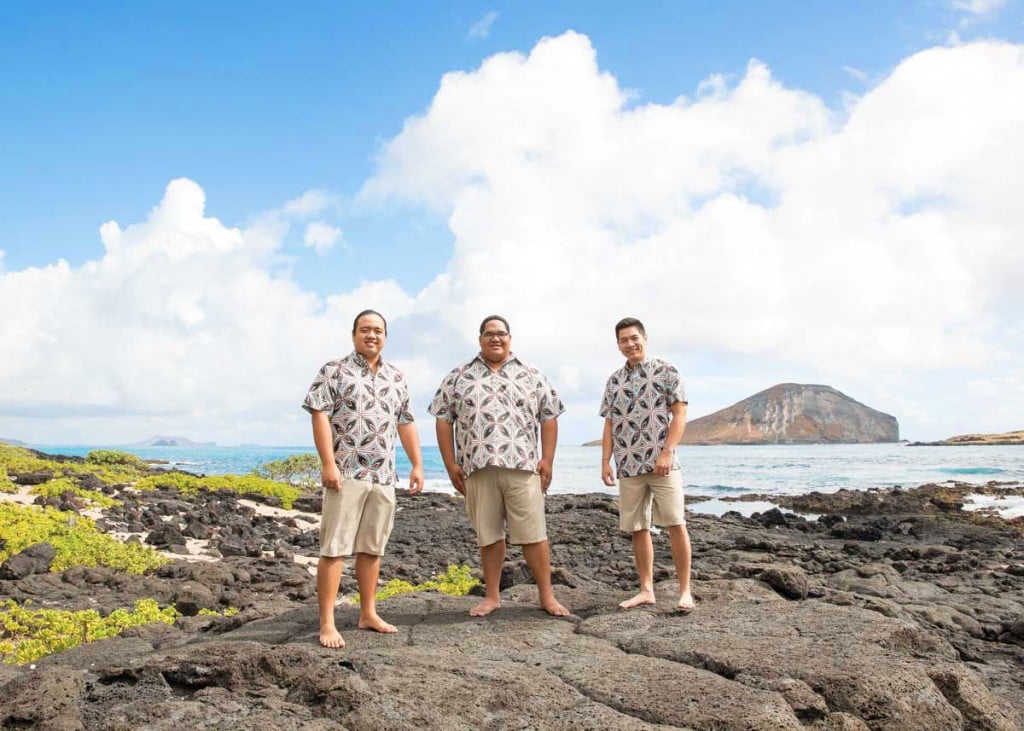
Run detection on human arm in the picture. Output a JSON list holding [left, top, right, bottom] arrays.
[[654, 401, 687, 476], [311, 411, 341, 490], [435, 418, 466, 494], [397, 422, 424, 494], [601, 418, 616, 486], [538, 417, 557, 493]]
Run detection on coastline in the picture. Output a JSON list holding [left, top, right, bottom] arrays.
[[2, 449, 1023, 727]]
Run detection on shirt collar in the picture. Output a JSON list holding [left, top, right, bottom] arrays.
[[351, 351, 384, 371], [472, 351, 520, 370], [624, 356, 651, 373]]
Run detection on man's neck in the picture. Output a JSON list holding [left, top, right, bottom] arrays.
[[481, 354, 509, 372], [357, 351, 382, 372]]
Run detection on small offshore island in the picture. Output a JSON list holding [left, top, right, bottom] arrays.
[[1, 444, 1023, 728], [910, 430, 1024, 447]]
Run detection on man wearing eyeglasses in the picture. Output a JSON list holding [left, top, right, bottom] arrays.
[[600, 316, 695, 613], [429, 315, 570, 617]]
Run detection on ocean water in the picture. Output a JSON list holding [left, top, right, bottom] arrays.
[[33, 443, 1024, 498]]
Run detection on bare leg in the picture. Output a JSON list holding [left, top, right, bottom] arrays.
[[666, 524, 694, 611], [620, 529, 657, 609], [316, 556, 346, 648], [471, 540, 505, 616], [522, 540, 570, 616], [355, 552, 397, 633]]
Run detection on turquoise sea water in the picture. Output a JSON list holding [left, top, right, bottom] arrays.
[[32, 443, 1024, 498]]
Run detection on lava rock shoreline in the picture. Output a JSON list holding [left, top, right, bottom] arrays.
[[1, 477, 1023, 729]]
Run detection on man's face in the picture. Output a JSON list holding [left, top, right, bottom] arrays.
[[616, 326, 647, 365], [352, 314, 387, 360], [479, 319, 512, 364]]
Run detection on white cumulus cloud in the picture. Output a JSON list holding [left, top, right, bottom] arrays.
[[303, 221, 343, 254]]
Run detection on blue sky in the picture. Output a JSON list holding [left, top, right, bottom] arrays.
[[1, 1, 1023, 446]]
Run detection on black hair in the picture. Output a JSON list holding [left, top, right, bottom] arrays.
[[614, 317, 646, 339], [352, 309, 388, 336], [479, 314, 511, 336]]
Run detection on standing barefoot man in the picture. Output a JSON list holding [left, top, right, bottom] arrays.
[[430, 315, 570, 618], [601, 317, 695, 612], [303, 309, 424, 648]]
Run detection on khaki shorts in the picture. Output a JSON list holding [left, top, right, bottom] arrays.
[[618, 470, 686, 532], [319, 478, 396, 557], [464, 467, 547, 547]]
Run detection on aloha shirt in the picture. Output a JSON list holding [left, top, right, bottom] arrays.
[[302, 351, 414, 485], [428, 353, 565, 477], [600, 356, 687, 479]]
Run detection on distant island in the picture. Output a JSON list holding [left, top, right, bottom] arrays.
[[584, 383, 899, 446], [908, 429, 1024, 446], [0, 437, 28, 447], [128, 436, 217, 447]]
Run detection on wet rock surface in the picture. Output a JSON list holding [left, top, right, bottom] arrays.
[[1, 480, 1022, 729]]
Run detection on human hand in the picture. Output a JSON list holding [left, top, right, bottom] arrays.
[[321, 462, 342, 491], [446, 464, 467, 495], [601, 462, 616, 487], [537, 457, 553, 493], [408, 465, 424, 495], [654, 449, 673, 476]]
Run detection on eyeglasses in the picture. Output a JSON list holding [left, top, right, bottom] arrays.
[[481, 331, 509, 340], [617, 335, 643, 345]]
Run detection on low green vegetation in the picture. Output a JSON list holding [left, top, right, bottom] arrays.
[[0, 598, 180, 664], [134, 472, 301, 509], [29, 477, 122, 509], [0, 466, 13, 494], [197, 606, 240, 617], [0, 503, 169, 574], [355, 564, 481, 604], [0, 445, 148, 486], [253, 453, 320, 491]]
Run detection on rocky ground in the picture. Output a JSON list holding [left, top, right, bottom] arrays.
[[2, 478, 1024, 730]]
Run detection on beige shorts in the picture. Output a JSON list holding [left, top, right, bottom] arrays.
[[618, 470, 686, 532], [319, 478, 396, 557], [464, 467, 547, 547]]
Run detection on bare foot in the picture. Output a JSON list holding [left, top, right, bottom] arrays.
[[676, 590, 696, 614], [469, 598, 501, 617], [358, 614, 398, 633], [618, 591, 657, 610], [319, 627, 346, 648], [541, 599, 571, 617]]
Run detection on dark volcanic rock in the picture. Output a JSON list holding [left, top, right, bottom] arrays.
[[2, 479, 1024, 729], [0, 541, 57, 579], [682, 383, 899, 444]]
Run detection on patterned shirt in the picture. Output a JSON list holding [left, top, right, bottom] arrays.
[[600, 357, 687, 479], [302, 352, 415, 485], [428, 354, 565, 477]]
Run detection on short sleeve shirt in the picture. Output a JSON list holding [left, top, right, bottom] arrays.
[[302, 352, 414, 485], [600, 357, 687, 479], [428, 354, 565, 477]]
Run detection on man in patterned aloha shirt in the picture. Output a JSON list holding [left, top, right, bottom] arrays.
[[303, 309, 424, 648], [600, 316, 695, 613], [429, 315, 570, 618]]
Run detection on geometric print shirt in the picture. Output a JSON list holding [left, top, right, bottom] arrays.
[[428, 353, 565, 478], [599, 356, 687, 479], [302, 351, 415, 485]]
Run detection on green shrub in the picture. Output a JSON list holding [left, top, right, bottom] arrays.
[[0, 598, 180, 664], [354, 564, 481, 604], [134, 473, 300, 509], [29, 478, 122, 509], [85, 450, 150, 473], [197, 606, 240, 617], [253, 453, 320, 491], [0, 503, 169, 574]]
